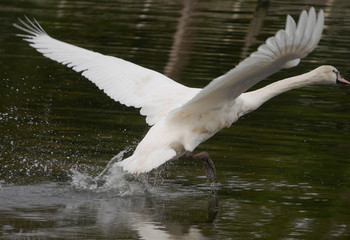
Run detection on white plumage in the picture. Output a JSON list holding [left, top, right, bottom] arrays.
[[16, 8, 341, 176]]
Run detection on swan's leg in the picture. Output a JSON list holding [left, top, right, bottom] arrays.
[[185, 151, 216, 181]]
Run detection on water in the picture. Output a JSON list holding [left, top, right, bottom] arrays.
[[1, 0, 350, 239]]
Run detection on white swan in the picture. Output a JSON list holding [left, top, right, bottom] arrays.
[[14, 8, 349, 180]]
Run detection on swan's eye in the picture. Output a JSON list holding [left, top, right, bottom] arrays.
[[332, 70, 340, 80]]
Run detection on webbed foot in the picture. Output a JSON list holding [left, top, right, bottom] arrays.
[[186, 151, 216, 181]]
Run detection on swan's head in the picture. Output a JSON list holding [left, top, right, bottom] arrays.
[[316, 65, 350, 85]]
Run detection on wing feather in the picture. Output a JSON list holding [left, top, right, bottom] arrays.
[[14, 17, 200, 126], [175, 8, 324, 114]]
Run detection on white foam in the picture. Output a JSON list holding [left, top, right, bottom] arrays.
[[69, 150, 153, 196]]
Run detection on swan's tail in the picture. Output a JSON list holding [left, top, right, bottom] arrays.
[[117, 148, 177, 174]]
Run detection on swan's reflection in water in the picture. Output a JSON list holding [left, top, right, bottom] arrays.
[[0, 182, 218, 239], [91, 192, 218, 239]]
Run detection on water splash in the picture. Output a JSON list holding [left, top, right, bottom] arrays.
[[70, 150, 152, 196]]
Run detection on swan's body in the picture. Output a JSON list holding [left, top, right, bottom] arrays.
[[14, 8, 349, 177]]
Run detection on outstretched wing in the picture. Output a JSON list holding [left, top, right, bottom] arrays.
[[176, 8, 324, 114], [14, 18, 200, 126]]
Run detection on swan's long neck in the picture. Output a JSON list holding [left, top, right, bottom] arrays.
[[240, 69, 320, 115]]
